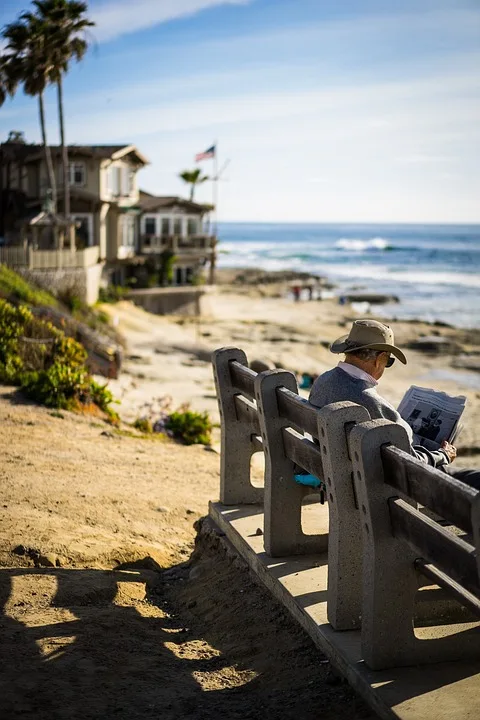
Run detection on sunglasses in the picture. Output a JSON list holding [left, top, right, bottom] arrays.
[[385, 355, 395, 368]]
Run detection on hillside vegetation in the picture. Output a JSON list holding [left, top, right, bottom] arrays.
[[0, 298, 117, 418]]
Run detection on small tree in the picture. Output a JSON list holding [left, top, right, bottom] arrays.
[[7, 130, 26, 143], [179, 168, 209, 201], [159, 250, 176, 287]]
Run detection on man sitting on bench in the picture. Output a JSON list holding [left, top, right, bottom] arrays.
[[309, 318, 480, 490]]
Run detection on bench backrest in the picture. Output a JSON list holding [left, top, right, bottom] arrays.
[[349, 419, 480, 669], [383, 444, 480, 609]]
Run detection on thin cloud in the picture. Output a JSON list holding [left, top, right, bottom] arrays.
[[91, 0, 253, 43]]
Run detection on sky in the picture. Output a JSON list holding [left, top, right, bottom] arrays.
[[1, 0, 479, 223]]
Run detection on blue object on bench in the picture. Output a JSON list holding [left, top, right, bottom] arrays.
[[294, 473, 322, 488]]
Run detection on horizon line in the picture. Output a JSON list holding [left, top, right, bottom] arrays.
[[216, 220, 480, 226]]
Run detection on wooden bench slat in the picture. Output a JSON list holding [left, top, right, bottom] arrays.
[[382, 445, 476, 533], [276, 387, 319, 438], [229, 360, 256, 399], [282, 427, 324, 480], [233, 394, 261, 435], [389, 497, 480, 597], [415, 560, 480, 618]]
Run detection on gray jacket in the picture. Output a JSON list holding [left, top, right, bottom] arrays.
[[309, 366, 449, 468]]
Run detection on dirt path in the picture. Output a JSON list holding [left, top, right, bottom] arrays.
[[0, 391, 375, 720]]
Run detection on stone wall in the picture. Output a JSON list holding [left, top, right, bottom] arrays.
[[128, 287, 204, 316], [19, 262, 104, 305]]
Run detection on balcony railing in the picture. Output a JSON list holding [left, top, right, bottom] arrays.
[[0, 245, 100, 270], [140, 235, 216, 254]]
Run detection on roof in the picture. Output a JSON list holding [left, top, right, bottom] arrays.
[[138, 191, 213, 214], [27, 210, 71, 227], [0, 142, 149, 165]]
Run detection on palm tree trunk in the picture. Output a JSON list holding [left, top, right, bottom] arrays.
[[190, 184, 194, 201], [57, 76, 70, 218], [38, 91, 57, 212]]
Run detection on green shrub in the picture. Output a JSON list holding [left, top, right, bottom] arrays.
[[93, 310, 110, 325], [0, 297, 118, 416], [22, 363, 89, 408], [89, 380, 119, 423], [98, 285, 128, 303], [132, 417, 153, 434], [159, 250, 176, 287], [0, 265, 57, 307], [165, 409, 212, 445], [57, 287, 86, 314]]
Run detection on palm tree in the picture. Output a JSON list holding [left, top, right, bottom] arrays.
[[179, 168, 209, 201], [1, 16, 57, 210], [0, 56, 17, 106], [0, 60, 20, 194], [32, 1, 94, 218]]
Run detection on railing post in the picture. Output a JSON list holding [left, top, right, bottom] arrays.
[[255, 369, 327, 557], [316, 401, 370, 630], [212, 347, 263, 505]]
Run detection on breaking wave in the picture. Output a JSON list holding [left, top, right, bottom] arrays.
[[336, 237, 391, 251]]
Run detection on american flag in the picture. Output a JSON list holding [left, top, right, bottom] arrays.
[[195, 145, 216, 162]]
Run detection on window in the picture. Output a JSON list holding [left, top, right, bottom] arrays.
[[108, 166, 121, 196], [173, 218, 182, 236], [121, 215, 136, 248], [161, 218, 170, 237], [68, 162, 86, 187], [187, 218, 199, 236], [121, 167, 129, 196], [144, 217, 156, 235]]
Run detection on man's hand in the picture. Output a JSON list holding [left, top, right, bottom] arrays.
[[441, 440, 457, 463]]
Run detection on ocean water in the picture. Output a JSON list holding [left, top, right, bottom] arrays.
[[217, 223, 480, 329]]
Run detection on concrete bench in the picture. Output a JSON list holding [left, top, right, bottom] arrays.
[[212, 347, 480, 655], [212, 346, 372, 630], [350, 419, 480, 669]]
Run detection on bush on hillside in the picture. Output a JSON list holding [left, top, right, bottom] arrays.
[[132, 417, 153, 434], [98, 285, 129, 303], [0, 298, 118, 418], [165, 408, 213, 446]]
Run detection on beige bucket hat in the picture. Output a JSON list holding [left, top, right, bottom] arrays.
[[330, 319, 407, 364]]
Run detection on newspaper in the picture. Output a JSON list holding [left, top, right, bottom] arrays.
[[397, 385, 466, 451]]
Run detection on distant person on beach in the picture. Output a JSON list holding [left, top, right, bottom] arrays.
[[309, 319, 480, 490]]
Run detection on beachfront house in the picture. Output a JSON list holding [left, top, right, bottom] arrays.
[[137, 192, 217, 286], [0, 140, 149, 302]]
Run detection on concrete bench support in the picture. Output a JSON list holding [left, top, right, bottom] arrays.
[[317, 402, 370, 630], [212, 347, 263, 505], [255, 369, 326, 557]]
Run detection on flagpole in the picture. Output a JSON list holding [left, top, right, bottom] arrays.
[[210, 140, 218, 284], [213, 139, 218, 235]]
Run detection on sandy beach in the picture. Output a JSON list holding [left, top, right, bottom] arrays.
[[103, 272, 480, 466], [0, 273, 478, 719]]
